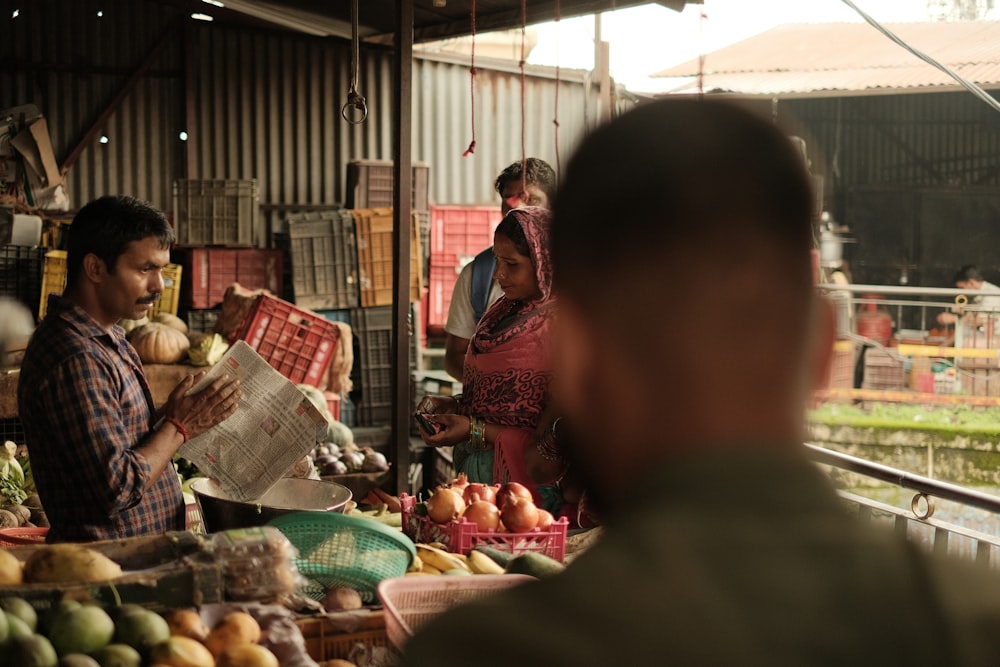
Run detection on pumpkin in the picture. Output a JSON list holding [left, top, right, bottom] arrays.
[[153, 312, 189, 334], [119, 316, 149, 338], [130, 323, 191, 364]]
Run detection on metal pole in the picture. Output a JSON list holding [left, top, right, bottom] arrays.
[[392, 0, 414, 495]]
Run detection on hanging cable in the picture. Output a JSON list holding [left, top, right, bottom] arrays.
[[841, 0, 1000, 115], [553, 0, 562, 175], [342, 0, 367, 124], [520, 0, 528, 192], [463, 0, 478, 156], [697, 6, 707, 97]]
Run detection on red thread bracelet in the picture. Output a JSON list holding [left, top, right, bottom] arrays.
[[164, 417, 189, 443]]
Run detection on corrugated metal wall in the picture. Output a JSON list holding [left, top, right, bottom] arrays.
[[780, 91, 1000, 201], [2, 0, 610, 227]]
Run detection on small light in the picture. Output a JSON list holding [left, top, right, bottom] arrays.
[[178, 131, 189, 141], [202, 0, 224, 7], [99, 135, 109, 144], [96, 10, 103, 17], [12, 9, 20, 18], [191, 12, 214, 21]]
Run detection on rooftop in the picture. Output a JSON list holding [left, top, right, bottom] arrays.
[[654, 21, 1000, 98]]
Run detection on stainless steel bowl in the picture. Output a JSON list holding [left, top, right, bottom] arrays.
[[190, 477, 353, 533]]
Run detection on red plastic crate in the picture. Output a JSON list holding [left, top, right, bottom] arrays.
[[399, 493, 567, 561], [429, 205, 502, 269], [174, 247, 283, 309], [234, 294, 341, 386], [426, 264, 461, 336]]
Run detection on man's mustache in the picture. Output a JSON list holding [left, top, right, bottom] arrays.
[[137, 294, 161, 305]]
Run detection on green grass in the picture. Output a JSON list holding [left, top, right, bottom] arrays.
[[809, 402, 1000, 437]]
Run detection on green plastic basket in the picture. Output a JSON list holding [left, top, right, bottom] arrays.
[[268, 511, 416, 603]]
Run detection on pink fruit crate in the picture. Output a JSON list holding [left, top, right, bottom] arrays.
[[233, 294, 341, 386], [399, 493, 567, 561], [378, 574, 535, 650]]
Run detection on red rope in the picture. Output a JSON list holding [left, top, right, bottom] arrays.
[[463, 0, 477, 156], [553, 0, 561, 175], [520, 0, 527, 192]]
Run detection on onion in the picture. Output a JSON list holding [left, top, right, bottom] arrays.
[[449, 472, 470, 494], [500, 495, 539, 533], [322, 459, 348, 476], [463, 483, 498, 506], [496, 482, 533, 509], [362, 451, 389, 472], [535, 509, 555, 531], [342, 451, 365, 472], [426, 487, 465, 523], [462, 496, 500, 531]]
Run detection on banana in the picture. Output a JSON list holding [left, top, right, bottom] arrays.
[[407, 554, 424, 573], [421, 563, 443, 575], [468, 549, 505, 575], [415, 544, 472, 574]]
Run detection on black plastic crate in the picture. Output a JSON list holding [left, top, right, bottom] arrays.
[[345, 160, 430, 212], [186, 308, 221, 333], [0, 245, 45, 320], [284, 209, 359, 310]]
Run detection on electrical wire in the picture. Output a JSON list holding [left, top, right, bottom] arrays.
[[841, 0, 1000, 115]]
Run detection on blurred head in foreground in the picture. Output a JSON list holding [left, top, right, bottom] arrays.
[[550, 98, 833, 512]]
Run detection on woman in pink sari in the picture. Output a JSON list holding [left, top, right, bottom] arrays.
[[418, 207, 556, 506]]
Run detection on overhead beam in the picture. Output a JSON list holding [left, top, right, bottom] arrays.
[[61, 20, 179, 175]]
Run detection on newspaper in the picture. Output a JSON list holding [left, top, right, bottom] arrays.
[[179, 340, 328, 503]]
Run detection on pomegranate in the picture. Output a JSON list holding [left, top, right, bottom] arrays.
[[500, 495, 539, 533], [463, 483, 498, 506], [426, 486, 465, 523], [496, 482, 533, 509]]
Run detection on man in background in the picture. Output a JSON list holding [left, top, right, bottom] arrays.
[[443, 158, 556, 380], [405, 99, 1000, 665], [938, 264, 1000, 325]]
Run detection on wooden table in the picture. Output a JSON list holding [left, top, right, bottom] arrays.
[[1, 363, 204, 420]]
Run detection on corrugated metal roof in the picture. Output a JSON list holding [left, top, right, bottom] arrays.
[[654, 21, 1000, 97]]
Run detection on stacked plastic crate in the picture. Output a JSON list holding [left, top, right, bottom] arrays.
[[342, 161, 429, 428], [424, 206, 503, 337], [172, 180, 284, 335]]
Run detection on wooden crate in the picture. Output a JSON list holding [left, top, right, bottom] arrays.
[[0, 531, 223, 613], [296, 610, 398, 664]]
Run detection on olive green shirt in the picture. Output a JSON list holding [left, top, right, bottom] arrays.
[[404, 446, 1000, 666]]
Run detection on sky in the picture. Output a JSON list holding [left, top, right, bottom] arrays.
[[525, 0, 980, 92]]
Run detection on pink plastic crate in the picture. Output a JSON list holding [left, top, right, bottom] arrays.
[[174, 247, 283, 309], [378, 574, 535, 649], [400, 494, 567, 561], [234, 294, 341, 386], [429, 205, 502, 269]]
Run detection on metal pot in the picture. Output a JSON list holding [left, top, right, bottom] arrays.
[[191, 477, 352, 533]]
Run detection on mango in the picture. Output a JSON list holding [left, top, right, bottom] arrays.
[[0, 548, 23, 584], [48, 605, 114, 656], [148, 636, 216, 667], [204, 612, 260, 657], [113, 608, 170, 656], [1, 595, 38, 631], [58, 655, 101, 667], [216, 644, 279, 667], [23, 544, 122, 584], [7, 633, 59, 667], [91, 643, 142, 667]]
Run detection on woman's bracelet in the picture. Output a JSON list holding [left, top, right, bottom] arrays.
[[536, 417, 564, 461]]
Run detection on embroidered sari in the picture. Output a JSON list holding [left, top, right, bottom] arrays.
[[454, 207, 557, 508]]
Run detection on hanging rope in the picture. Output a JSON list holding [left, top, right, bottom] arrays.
[[520, 0, 528, 192], [342, 0, 367, 124], [463, 0, 478, 156], [553, 0, 562, 175]]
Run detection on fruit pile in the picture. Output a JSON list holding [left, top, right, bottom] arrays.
[[408, 543, 564, 578], [0, 601, 279, 667], [419, 477, 556, 534]]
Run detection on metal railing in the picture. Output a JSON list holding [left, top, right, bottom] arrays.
[[806, 443, 1000, 567]]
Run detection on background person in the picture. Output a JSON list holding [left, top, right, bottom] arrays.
[[443, 158, 556, 380], [938, 264, 1000, 326], [405, 99, 1000, 666], [18, 196, 240, 542], [419, 207, 556, 506]]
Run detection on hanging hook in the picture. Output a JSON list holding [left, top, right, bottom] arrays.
[[342, 0, 368, 124]]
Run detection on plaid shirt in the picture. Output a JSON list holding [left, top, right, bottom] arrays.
[[17, 296, 184, 542]]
